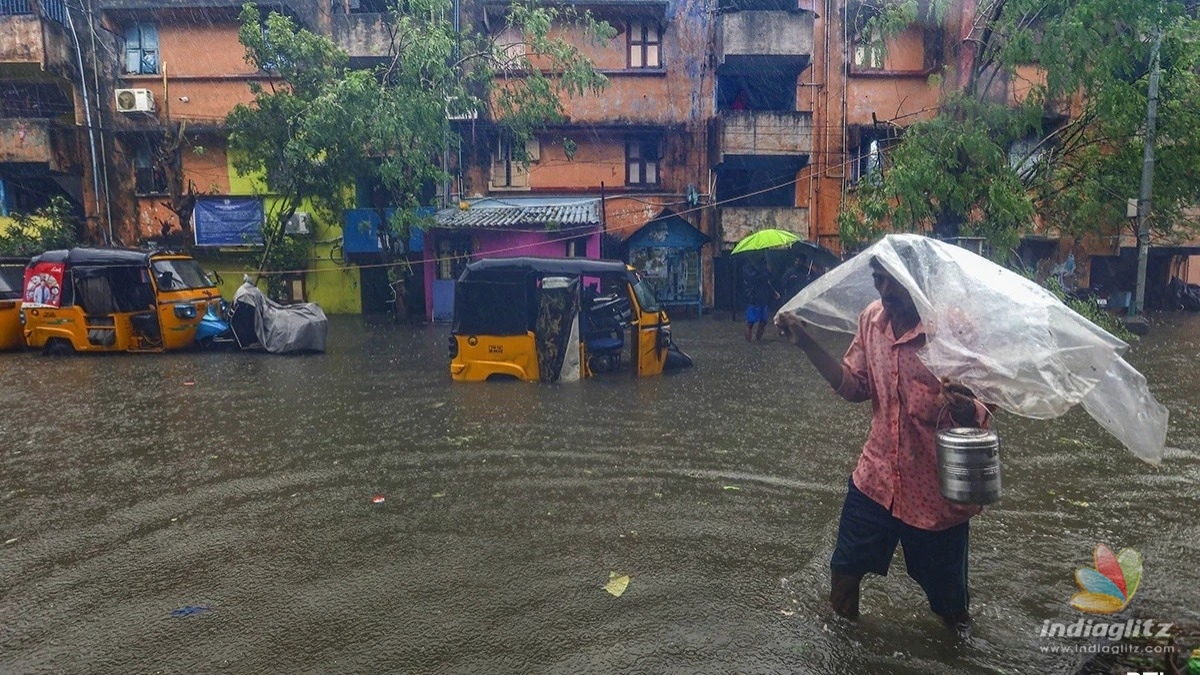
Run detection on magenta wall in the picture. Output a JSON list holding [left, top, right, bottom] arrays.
[[424, 228, 602, 321]]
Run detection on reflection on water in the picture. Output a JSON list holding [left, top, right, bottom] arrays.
[[1, 314, 1198, 674]]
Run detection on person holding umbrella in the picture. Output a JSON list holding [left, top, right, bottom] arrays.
[[732, 229, 798, 342], [777, 256, 987, 635], [743, 257, 779, 342]]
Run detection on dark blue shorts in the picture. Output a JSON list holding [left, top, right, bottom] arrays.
[[830, 477, 970, 617], [745, 304, 769, 325]]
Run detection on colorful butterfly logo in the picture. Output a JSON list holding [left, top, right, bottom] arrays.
[[1070, 544, 1142, 614]]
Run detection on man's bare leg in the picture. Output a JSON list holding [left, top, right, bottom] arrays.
[[830, 572, 863, 620], [939, 610, 972, 638]]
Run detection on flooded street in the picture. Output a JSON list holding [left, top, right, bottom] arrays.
[[2, 313, 1198, 674]]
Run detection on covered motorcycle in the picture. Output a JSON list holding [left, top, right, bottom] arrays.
[[229, 280, 328, 354]]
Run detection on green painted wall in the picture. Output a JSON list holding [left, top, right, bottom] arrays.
[[195, 150, 363, 314]]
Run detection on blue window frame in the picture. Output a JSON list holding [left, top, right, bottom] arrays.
[[124, 23, 159, 75]]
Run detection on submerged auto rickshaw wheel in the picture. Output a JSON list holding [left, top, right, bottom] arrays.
[[44, 338, 74, 357]]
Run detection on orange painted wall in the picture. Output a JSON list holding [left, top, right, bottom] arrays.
[[845, 76, 942, 127], [517, 19, 708, 127], [117, 17, 262, 124], [527, 135, 626, 190], [182, 140, 231, 195]]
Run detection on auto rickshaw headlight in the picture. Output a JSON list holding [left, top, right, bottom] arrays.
[[173, 303, 197, 319]]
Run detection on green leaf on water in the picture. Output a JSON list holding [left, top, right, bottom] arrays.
[[604, 572, 631, 597], [723, 485, 741, 491]]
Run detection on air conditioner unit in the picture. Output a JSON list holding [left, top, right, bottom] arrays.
[[285, 211, 312, 235], [115, 88, 155, 113]]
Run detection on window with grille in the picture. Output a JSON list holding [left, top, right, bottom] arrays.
[[134, 137, 167, 195], [850, 130, 891, 186], [124, 23, 159, 75], [628, 20, 662, 69], [490, 135, 539, 190], [496, 25, 526, 71], [852, 28, 884, 71], [626, 138, 660, 187]]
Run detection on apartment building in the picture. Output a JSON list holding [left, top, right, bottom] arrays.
[[5, 0, 1193, 315], [0, 0, 91, 234]]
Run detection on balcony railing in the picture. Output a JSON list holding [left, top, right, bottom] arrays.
[[331, 12, 391, 59], [719, 206, 808, 246], [0, 0, 65, 23], [718, 110, 813, 158]]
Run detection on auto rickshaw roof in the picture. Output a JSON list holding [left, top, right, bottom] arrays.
[[32, 248, 155, 267], [461, 257, 634, 280]]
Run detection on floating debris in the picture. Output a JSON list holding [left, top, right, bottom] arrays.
[[723, 485, 741, 491], [371, 494, 386, 505], [604, 572, 631, 597], [170, 605, 211, 618]]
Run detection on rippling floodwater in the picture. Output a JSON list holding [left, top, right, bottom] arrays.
[[1, 314, 1198, 674]]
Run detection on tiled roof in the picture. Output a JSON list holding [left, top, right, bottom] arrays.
[[434, 198, 602, 229]]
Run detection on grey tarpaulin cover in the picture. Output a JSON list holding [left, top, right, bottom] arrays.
[[232, 281, 328, 354], [775, 234, 1168, 464]]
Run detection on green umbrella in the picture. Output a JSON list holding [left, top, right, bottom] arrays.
[[731, 229, 801, 254]]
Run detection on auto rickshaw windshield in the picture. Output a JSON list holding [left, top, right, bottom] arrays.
[[152, 259, 215, 290], [631, 274, 661, 313], [0, 264, 24, 299]]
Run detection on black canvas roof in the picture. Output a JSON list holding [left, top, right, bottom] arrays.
[[31, 248, 155, 267]]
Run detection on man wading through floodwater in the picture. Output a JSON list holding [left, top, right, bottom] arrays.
[[776, 257, 988, 636]]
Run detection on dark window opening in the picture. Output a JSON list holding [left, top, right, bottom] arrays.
[[716, 166, 796, 207], [0, 176, 75, 216], [134, 137, 168, 195], [716, 74, 795, 112], [339, 0, 392, 12], [0, 81, 74, 119], [565, 237, 588, 257], [849, 127, 895, 186], [626, 138, 661, 187]]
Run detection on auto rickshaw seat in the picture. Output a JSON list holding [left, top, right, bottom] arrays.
[[581, 296, 625, 355]]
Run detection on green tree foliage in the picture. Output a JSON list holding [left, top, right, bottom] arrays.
[[227, 0, 613, 289], [840, 0, 1200, 252], [0, 196, 80, 257]]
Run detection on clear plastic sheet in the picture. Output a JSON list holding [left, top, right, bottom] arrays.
[[776, 234, 1168, 464]]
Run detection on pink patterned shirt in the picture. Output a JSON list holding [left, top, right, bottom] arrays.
[[835, 300, 988, 531]]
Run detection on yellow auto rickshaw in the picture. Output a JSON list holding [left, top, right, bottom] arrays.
[[0, 257, 28, 351], [448, 257, 693, 382], [21, 248, 222, 355]]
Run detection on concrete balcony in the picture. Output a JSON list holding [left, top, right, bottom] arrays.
[[719, 206, 808, 246], [716, 10, 813, 73], [717, 110, 812, 160], [0, 11, 74, 78], [331, 12, 391, 60], [0, 118, 80, 173]]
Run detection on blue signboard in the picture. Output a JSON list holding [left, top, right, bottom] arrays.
[[342, 207, 430, 254], [194, 197, 264, 246]]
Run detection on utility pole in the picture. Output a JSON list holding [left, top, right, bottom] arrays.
[[1131, 29, 1163, 318]]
